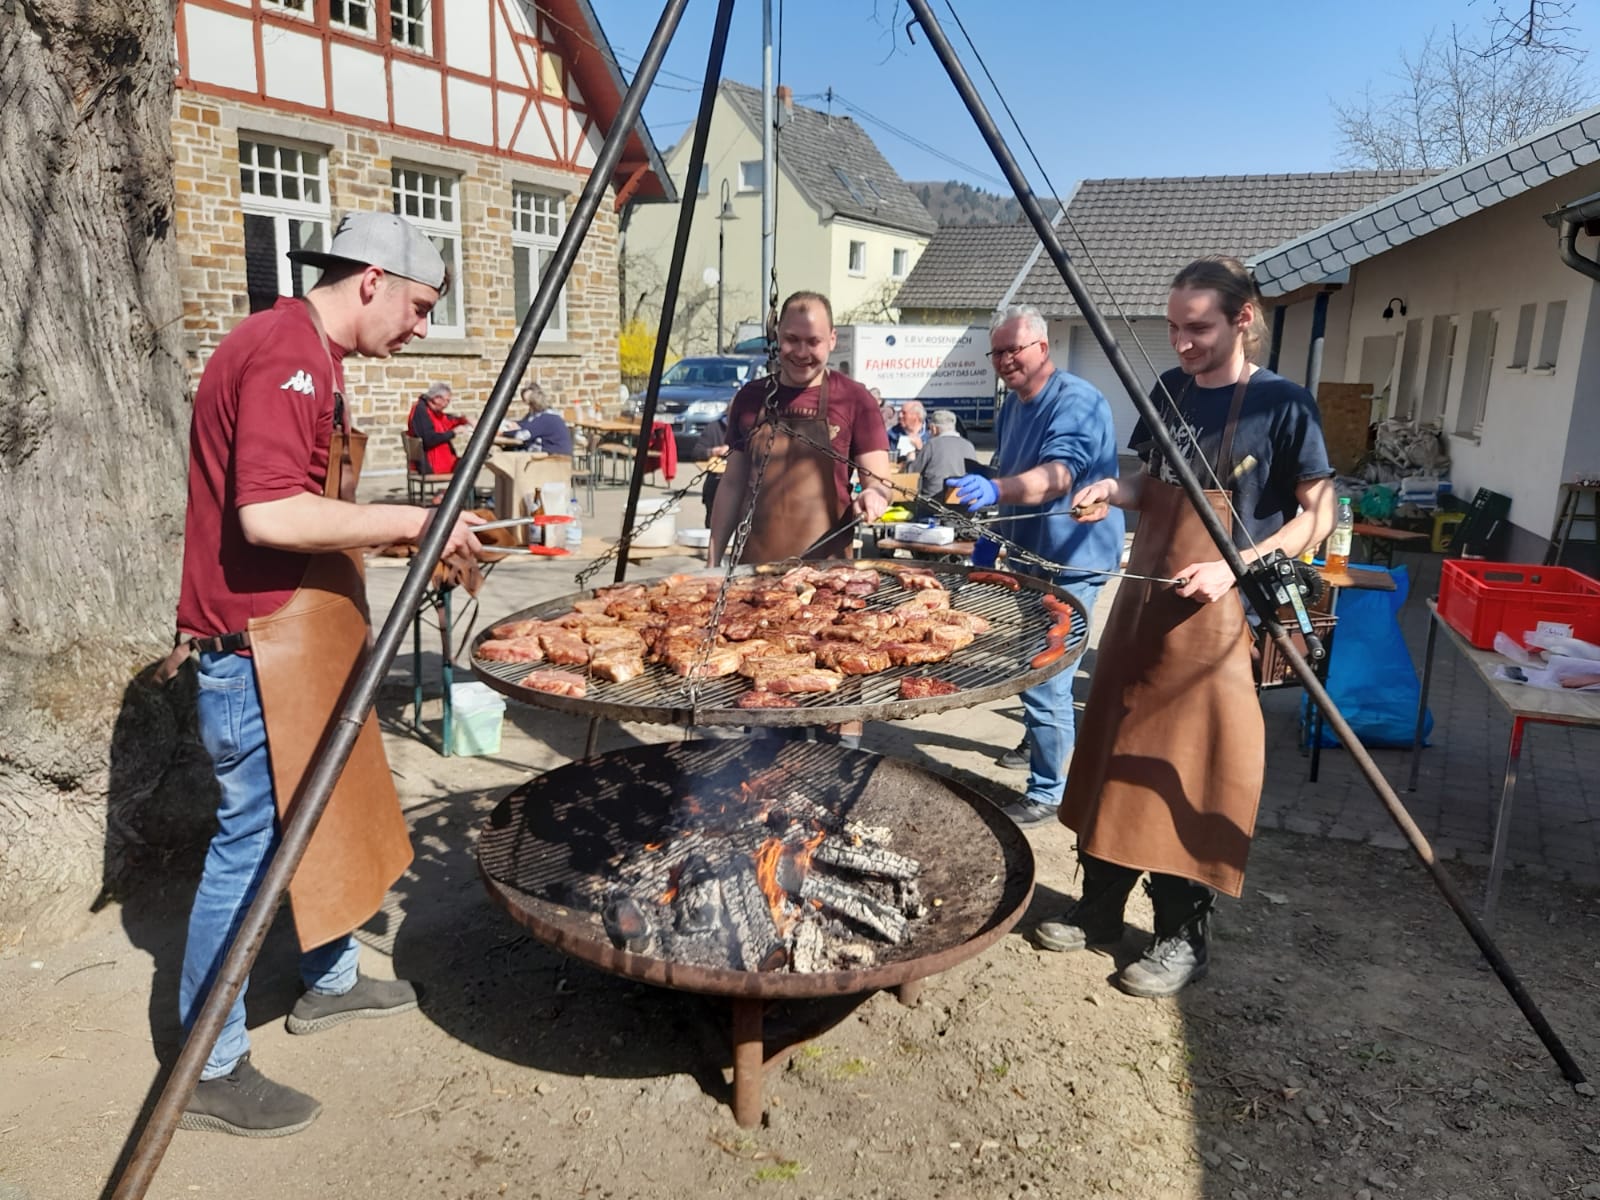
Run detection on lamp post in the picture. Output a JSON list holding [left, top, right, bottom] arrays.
[[716, 178, 738, 352]]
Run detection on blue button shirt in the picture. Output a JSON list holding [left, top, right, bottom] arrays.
[[993, 369, 1125, 580]]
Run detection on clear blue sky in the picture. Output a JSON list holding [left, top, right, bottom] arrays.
[[585, 0, 1595, 192]]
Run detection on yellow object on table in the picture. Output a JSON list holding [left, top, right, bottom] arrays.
[[1432, 510, 1465, 553]]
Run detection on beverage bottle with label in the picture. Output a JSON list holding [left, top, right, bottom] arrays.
[[566, 496, 583, 549], [1325, 496, 1354, 573]]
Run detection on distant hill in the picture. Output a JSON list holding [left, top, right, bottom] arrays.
[[909, 180, 1062, 226]]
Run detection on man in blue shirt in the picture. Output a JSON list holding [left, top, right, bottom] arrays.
[[949, 304, 1124, 825]]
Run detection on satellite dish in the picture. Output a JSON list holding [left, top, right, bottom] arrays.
[[702, 267, 720, 287]]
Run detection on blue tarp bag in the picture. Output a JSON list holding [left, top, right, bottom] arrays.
[[1305, 564, 1432, 747]]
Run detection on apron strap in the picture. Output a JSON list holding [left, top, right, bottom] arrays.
[[1215, 369, 1252, 479]]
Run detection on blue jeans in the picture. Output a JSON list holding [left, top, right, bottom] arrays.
[[1022, 578, 1105, 807], [180, 651, 360, 1080]]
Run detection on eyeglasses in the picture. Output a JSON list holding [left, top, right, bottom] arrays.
[[987, 340, 1044, 362]]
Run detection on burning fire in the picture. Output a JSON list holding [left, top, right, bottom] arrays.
[[752, 827, 826, 936]]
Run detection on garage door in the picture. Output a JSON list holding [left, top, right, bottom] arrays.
[[1064, 321, 1180, 452]]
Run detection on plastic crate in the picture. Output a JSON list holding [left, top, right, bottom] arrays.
[[1255, 614, 1338, 688], [1436, 560, 1600, 648]]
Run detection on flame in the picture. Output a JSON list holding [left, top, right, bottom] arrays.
[[643, 840, 664, 852], [754, 837, 792, 935]]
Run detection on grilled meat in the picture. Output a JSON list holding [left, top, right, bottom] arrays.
[[814, 644, 892, 675], [590, 648, 646, 684], [898, 676, 959, 699], [537, 630, 590, 665], [736, 689, 800, 709], [519, 669, 587, 698], [477, 637, 545, 663]]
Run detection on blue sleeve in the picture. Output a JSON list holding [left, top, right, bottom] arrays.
[[1039, 380, 1117, 487], [1279, 387, 1334, 482]]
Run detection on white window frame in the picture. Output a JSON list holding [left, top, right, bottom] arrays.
[[238, 137, 330, 312], [696, 163, 709, 196], [1537, 300, 1567, 371], [891, 247, 909, 278], [512, 186, 567, 339], [329, 0, 373, 35], [262, 0, 310, 14], [1455, 309, 1499, 437], [389, 0, 429, 52], [391, 164, 464, 337], [738, 160, 763, 192], [847, 239, 866, 276]]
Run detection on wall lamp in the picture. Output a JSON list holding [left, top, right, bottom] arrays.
[[1381, 296, 1407, 320]]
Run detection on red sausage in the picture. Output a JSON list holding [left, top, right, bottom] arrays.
[[1031, 644, 1066, 669], [969, 570, 1020, 591]]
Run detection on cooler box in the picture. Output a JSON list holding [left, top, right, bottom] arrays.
[[449, 682, 505, 757], [1436, 560, 1600, 648]]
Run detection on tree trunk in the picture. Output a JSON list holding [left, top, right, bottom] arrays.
[[0, 0, 211, 945]]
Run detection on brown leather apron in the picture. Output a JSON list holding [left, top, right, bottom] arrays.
[[247, 311, 413, 951], [1059, 375, 1265, 897], [737, 370, 851, 564]]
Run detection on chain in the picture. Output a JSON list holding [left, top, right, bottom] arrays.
[[572, 463, 718, 589], [685, 371, 785, 711]]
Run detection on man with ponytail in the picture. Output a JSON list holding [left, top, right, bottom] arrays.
[[1039, 256, 1335, 997]]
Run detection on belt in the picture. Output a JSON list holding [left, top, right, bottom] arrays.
[[190, 630, 252, 654]]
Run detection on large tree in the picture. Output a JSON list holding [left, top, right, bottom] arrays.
[[0, 0, 206, 943], [1333, 17, 1595, 170]]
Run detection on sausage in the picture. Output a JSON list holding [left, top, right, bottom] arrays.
[[1030, 644, 1066, 669], [968, 570, 1020, 591]]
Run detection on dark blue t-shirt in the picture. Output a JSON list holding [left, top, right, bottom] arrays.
[[1131, 367, 1332, 550], [515, 410, 573, 456]]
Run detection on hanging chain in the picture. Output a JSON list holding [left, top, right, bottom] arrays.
[[572, 463, 720, 589]]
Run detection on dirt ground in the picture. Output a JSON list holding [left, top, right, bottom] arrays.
[[2, 672, 1598, 1200]]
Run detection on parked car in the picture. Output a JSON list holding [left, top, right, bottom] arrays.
[[630, 355, 767, 451]]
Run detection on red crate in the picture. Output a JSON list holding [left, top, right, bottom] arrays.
[[1437, 560, 1600, 648]]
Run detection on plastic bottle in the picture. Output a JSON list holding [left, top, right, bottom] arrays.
[[566, 496, 583, 550], [1325, 496, 1354, 573]]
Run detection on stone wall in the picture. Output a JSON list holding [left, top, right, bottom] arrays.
[[171, 92, 622, 472]]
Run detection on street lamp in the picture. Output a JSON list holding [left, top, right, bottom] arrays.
[[716, 178, 738, 353]]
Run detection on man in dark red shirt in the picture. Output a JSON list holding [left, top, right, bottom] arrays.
[[709, 291, 891, 565], [174, 211, 482, 1139]]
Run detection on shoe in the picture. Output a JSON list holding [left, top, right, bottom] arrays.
[[998, 798, 1057, 826], [179, 1052, 321, 1138], [1033, 856, 1139, 952], [996, 736, 1031, 769], [286, 975, 419, 1035], [1115, 878, 1213, 998]]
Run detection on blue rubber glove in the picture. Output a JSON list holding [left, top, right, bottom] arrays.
[[947, 474, 1000, 510], [971, 535, 1001, 569]]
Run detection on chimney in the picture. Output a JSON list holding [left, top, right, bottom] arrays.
[[776, 85, 793, 114]]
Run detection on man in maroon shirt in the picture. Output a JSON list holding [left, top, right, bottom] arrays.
[[173, 211, 482, 1138], [709, 291, 891, 566]]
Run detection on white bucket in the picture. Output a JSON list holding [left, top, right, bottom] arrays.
[[448, 682, 505, 757], [632, 498, 679, 548]]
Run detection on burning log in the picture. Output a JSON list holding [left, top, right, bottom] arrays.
[[812, 840, 921, 882], [799, 873, 909, 944], [720, 863, 785, 971], [602, 893, 657, 955], [790, 919, 828, 974]]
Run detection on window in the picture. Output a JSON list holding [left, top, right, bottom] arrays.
[[391, 165, 463, 336], [512, 186, 567, 338], [238, 138, 329, 314], [864, 177, 885, 201], [390, 0, 427, 50], [1455, 309, 1499, 437], [833, 166, 866, 205], [540, 48, 564, 96], [1395, 317, 1422, 419], [1537, 300, 1566, 370], [263, 0, 307, 10], [1420, 314, 1457, 425], [891, 247, 909, 278], [1508, 302, 1536, 369], [739, 160, 763, 192], [329, 0, 370, 32], [696, 164, 708, 196], [847, 240, 866, 276]]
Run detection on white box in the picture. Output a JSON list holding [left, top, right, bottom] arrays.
[[893, 522, 957, 546]]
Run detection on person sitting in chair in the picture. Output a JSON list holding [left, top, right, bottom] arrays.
[[514, 383, 572, 456], [407, 382, 470, 473]]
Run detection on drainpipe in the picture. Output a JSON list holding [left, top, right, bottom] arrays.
[[1544, 190, 1600, 282], [1305, 289, 1331, 393], [1267, 303, 1286, 373]]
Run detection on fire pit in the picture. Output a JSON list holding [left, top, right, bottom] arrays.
[[477, 737, 1034, 1126]]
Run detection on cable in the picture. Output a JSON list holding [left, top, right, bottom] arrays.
[[798, 89, 1007, 187], [938, 0, 1266, 562]]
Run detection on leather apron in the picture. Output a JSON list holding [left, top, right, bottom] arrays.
[[247, 314, 413, 952], [737, 370, 851, 563], [1059, 375, 1265, 897]]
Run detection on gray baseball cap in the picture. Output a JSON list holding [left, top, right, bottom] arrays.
[[288, 211, 448, 291]]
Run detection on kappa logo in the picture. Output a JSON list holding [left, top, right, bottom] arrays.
[[280, 370, 316, 396]]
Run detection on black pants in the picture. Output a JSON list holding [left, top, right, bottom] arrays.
[[702, 474, 720, 526], [1081, 852, 1212, 932]]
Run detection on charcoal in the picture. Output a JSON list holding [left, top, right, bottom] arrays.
[[674, 869, 723, 937], [602, 893, 656, 955], [833, 943, 877, 968], [895, 878, 928, 919], [799, 873, 909, 944], [790, 919, 829, 974], [812, 841, 920, 881]]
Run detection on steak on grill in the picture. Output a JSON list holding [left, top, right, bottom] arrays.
[[898, 676, 959, 699], [477, 636, 545, 663], [519, 669, 587, 698]]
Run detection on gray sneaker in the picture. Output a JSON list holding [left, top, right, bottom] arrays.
[[998, 798, 1058, 826], [179, 1052, 321, 1138], [286, 975, 419, 1035]]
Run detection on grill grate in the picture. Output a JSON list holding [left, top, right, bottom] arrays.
[[469, 560, 1088, 726]]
